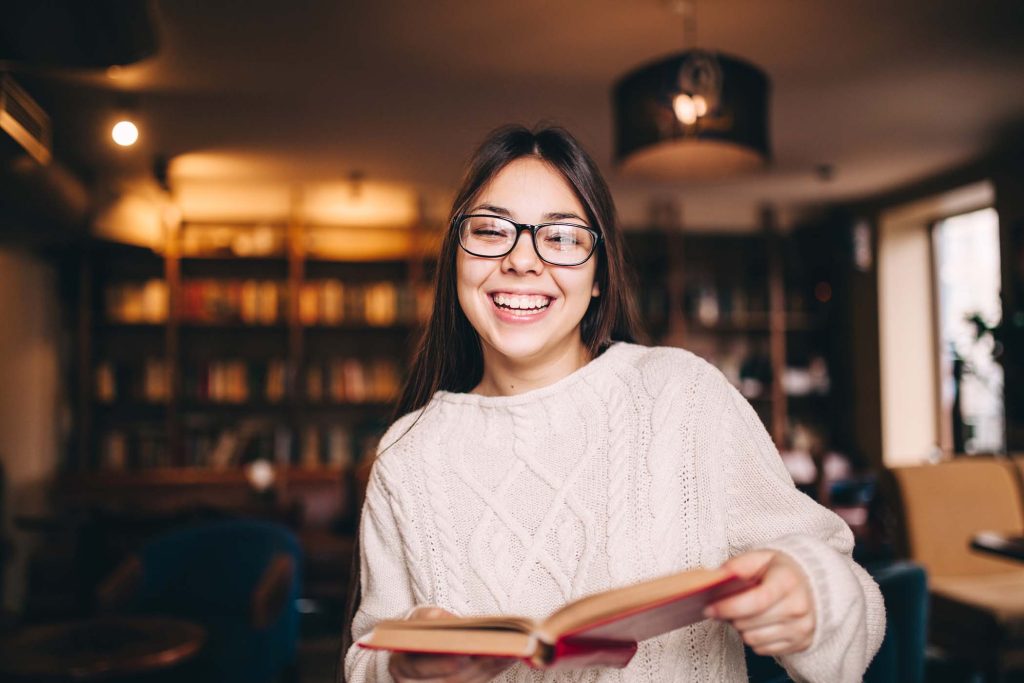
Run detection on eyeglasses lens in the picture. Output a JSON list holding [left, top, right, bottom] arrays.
[[459, 216, 595, 266]]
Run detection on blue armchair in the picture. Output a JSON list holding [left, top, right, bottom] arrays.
[[98, 519, 303, 683]]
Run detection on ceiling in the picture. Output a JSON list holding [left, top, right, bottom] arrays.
[[11, 0, 1024, 232]]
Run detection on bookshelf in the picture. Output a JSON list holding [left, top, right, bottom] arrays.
[[624, 223, 836, 451], [71, 223, 433, 528]]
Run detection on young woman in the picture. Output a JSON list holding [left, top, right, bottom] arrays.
[[343, 125, 884, 682]]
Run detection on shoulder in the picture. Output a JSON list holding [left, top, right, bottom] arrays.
[[366, 405, 433, 491], [610, 342, 732, 399]]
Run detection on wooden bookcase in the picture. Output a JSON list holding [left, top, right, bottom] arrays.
[[624, 223, 836, 452], [68, 222, 434, 530]]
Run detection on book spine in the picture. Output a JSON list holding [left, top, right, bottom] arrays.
[[540, 636, 637, 670]]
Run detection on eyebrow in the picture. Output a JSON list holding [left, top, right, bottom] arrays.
[[469, 203, 587, 223]]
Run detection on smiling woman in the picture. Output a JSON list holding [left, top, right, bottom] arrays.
[[454, 157, 602, 395], [341, 125, 885, 683]]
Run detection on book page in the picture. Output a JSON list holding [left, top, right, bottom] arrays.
[[360, 626, 535, 659], [537, 567, 741, 642], [374, 615, 537, 634]]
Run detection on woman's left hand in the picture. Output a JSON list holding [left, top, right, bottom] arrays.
[[703, 550, 816, 656]]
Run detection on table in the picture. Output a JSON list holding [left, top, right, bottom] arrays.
[[0, 615, 206, 681], [970, 531, 1024, 562]]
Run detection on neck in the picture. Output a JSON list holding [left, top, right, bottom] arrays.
[[474, 338, 593, 397]]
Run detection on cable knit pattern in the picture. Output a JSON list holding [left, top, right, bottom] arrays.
[[344, 343, 885, 682]]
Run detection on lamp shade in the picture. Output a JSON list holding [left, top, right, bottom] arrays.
[[614, 51, 770, 180]]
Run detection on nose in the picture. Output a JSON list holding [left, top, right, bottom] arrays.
[[502, 226, 544, 274]]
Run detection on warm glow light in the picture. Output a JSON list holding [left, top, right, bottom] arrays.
[[672, 94, 698, 125], [111, 120, 139, 146], [692, 94, 708, 117], [246, 460, 276, 492], [303, 181, 418, 227]]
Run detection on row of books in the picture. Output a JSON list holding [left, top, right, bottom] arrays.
[[105, 279, 169, 324], [183, 359, 289, 404], [105, 279, 435, 327], [181, 279, 287, 325], [298, 280, 431, 326], [100, 426, 170, 470], [304, 357, 401, 403], [98, 421, 383, 471], [96, 358, 170, 403], [96, 356, 403, 405], [182, 421, 356, 470]]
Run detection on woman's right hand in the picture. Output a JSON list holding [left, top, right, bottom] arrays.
[[387, 607, 514, 682]]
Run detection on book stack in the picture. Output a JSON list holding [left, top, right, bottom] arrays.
[[99, 427, 170, 470], [305, 357, 400, 403], [105, 280, 169, 324], [181, 279, 286, 324], [297, 279, 432, 326], [183, 358, 288, 403], [95, 358, 171, 403]]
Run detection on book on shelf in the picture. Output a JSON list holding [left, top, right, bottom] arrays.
[[309, 357, 400, 403], [104, 279, 168, 324], [100, 426, 170, 470], [95, 358, 170, 403], [358, 566, 758, 670], [181, 279, 286, 324], [184, 358, 287, 403]]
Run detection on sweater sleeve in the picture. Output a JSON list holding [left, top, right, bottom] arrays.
[[343, 460, 417, 682], [718, 385, 885, 683]]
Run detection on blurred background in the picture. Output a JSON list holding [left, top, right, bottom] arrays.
[[1, 1, 1023, 681]]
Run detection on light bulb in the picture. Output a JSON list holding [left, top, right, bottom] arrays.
[[111, 120, 139, 146], [672, 94, 698, 125], [245, 460, 276, 492], [692, 94, 708, 117]]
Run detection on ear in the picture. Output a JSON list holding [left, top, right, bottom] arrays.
[[591, 279, 600, 297]]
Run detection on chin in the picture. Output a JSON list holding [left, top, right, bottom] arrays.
[[483, 334, 551, 364]]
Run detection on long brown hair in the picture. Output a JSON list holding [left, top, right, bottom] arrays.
[[339, 124, 642, 680], [394, 124, 643, 419]]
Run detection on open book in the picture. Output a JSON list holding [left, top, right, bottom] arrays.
[[357, 566, 758, 669]]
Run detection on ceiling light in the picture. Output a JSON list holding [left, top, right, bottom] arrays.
[[613, 1, 770, 180], [111, 119, 139, 146]]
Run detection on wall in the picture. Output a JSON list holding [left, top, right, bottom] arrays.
[[876, 181, 993, 466], [0, 246, 62, 612], [995, 156, 1024, 451]]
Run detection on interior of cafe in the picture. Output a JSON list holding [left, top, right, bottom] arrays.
[[1, 1, 1023, 681]]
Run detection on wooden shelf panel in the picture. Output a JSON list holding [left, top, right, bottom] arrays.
[[69, 466, 346, 489]]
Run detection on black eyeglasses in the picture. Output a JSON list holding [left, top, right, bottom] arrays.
[[456, 214, 601, 267]]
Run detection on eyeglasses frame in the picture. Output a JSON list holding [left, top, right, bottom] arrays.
[[455, 214, 603, 267]]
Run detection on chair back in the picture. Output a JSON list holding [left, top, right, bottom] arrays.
[[138, 519, 300, 614], [136, 519, 303, 683], [889, 457, 1024, 577]]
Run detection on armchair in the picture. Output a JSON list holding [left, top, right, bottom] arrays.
[[98, 519, 303, 683]]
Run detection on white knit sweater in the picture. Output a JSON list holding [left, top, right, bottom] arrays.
[[344, 343, 885, 682]]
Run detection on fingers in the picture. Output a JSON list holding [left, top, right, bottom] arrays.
[[705, 550, 816, 656], [706, 574, 788, 622], [407, 606, 454, 619], [720, 549, 774, 579], [739, 614, 816, 655]]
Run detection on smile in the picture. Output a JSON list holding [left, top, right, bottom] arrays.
[[489, 292, 552, 313]]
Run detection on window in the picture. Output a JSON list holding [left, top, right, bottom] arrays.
[[933, 207, 1004, 453]]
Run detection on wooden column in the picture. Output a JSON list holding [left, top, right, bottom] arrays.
[[763, 206, 788, 448], [164, 218, 182, 465]]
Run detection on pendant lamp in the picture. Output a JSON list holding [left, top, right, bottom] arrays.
[[613, 4, 770, 180]]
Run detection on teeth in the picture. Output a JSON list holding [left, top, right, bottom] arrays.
[[492, 293, 551, 310]]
